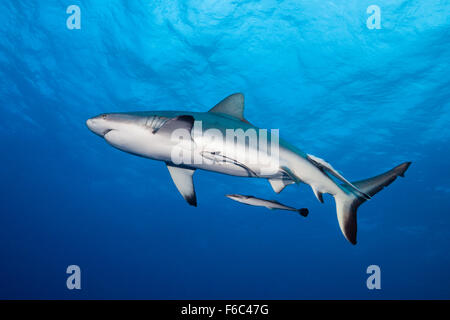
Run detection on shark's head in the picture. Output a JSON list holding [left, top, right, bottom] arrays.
[[86, 112, 155, 155], [86, 113, 146, 138], [86, 111, 188, 161]]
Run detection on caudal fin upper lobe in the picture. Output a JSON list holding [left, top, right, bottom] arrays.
[[334, 162, 411, 245]]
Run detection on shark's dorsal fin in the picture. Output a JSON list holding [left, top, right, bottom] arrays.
[[166, 164, 197, 207], [209, 93, 245, 121]]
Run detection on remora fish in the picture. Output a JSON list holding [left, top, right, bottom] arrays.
[[226, 194, 309, 217], [86, 93, 411, 244]]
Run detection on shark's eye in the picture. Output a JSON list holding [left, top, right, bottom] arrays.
[[101, 114, 107, 120]]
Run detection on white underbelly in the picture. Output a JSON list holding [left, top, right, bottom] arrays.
[[105, 126, 284, 179]]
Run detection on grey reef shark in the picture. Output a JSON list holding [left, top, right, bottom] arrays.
[[86, 93, 411, 245]]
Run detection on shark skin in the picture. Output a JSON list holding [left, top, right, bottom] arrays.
[[86, 93, 411, 244]]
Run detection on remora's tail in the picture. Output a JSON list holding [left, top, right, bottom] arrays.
[[334, 162, 411, 245]]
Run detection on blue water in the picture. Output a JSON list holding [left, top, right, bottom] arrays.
[[1, 0, 449, 299]]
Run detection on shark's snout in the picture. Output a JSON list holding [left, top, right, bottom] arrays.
[[86, 117, 100, 135], [86, 118, 94, 130], [86, 115, 111, 137]]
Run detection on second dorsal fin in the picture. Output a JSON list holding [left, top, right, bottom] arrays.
[[208, 93, 245, 120]]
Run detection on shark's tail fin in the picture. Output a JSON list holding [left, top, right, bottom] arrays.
[[333, 162, 411, 245]]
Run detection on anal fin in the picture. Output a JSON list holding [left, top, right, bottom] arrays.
[[311, 186, 324, 203]]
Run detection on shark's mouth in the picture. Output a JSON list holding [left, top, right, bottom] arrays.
[[103, 129, 114, 137]]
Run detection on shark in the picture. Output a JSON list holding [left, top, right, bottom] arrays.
[[86, 93, 411, 244], [226, 194, 309, 217]]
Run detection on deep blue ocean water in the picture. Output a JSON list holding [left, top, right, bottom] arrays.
[[0, 0, 449, 299]]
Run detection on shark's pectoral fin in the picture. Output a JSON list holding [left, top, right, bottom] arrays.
[[268, 178, 295, 193], [166, 164, 197, 207]]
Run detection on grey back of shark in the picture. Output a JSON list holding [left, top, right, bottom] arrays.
[[86, 93, 411, 244]]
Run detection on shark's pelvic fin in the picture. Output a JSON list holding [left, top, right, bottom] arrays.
[[208, 93, 249, 123], [334, 162, 411, 245], [268, 178, 295, 193], [166, 164, 197, 207]]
